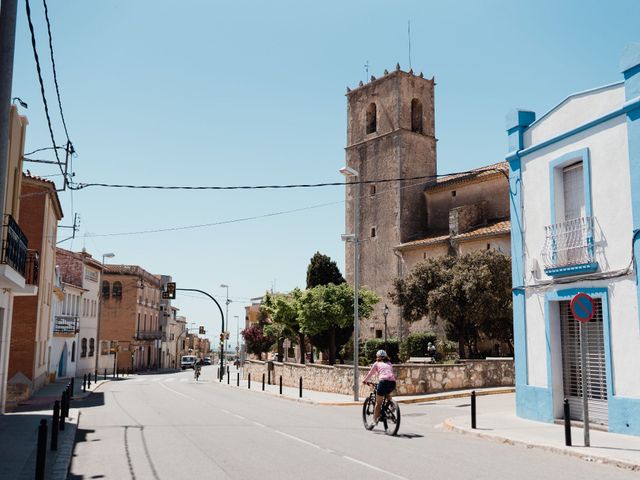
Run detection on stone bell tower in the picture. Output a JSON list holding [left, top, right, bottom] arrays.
[[344, 65, 437, 340]]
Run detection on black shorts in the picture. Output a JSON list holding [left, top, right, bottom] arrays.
[[376, 380, 396, 396]]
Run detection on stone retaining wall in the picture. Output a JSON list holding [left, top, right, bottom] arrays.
[[244, 359, 514, 397]]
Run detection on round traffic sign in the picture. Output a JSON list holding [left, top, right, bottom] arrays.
[[570, 293, 595, 323]]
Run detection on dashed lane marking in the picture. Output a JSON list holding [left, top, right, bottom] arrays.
[[158, 382, 194, 400], [342, 456, 410, 480]]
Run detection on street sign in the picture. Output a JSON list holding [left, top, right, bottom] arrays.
[[570, 292, 595, 447], [570, 293, 595, 323]]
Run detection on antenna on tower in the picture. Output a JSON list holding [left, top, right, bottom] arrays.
[[408, 20, 412, 71], [364, 60, 369, 82]]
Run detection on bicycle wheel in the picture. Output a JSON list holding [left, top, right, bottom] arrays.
[[382, 400, 400, 436], [362, 397, 376, 430]]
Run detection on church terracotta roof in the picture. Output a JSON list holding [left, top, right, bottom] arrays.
[[427, 161, 508, 192], [395, 219, 510, 250]]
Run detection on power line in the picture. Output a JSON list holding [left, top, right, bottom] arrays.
[[41, 0, 73, 153], [24, 0, 66, 182]]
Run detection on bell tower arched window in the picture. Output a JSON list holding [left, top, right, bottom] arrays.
[[366, 103, 377, 134], [411, 98, 423, 133], [113, 281, 123, 298]]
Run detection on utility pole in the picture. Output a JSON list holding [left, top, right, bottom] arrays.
[[0, 0, 19, 219]]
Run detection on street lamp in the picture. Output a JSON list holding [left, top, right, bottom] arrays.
[[102, 252, 115, 265], [220, 284, 231, 357], [340, 165, 361, 401], [383, 304, 389, 351], [234, 315, 240, 355]]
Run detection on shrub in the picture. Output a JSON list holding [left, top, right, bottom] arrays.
[[363, 338, 400, 364], [402, 332, 437, 358]]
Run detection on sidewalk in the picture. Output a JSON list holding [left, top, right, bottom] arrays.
[[0, 376, 108, 480], [444, 409, 640, 471]]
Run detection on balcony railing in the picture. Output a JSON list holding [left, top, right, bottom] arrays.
[[541, 216, 597, 275], [53, 315, 79, 335], [136, 330, 162, 340], [25, 250, 39, 285], [1, 214, 28, 277]]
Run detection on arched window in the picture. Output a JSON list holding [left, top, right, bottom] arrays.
[[81, 338, 87, 357], [411, 98, 423, 133], [113, 281, 123, 298], [102, 281, 110, 298], [89, 338, 95, 357], [71, 341, 76, 362], [366, 103, 377, 134]]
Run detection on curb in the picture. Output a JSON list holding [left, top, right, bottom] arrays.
[[443, 418, 640, 472]]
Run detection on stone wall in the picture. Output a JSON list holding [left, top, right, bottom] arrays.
[[244, 359, 514, 397]]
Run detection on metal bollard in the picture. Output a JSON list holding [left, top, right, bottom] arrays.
[[248, 373, 251, 389], [83, 374, 87, 392], [471, 390, 477, 429], [237, 372, 239, 387], [217, 367, 220, 378], [262, 373, 265, 391], [279, 376, 282, 395], [227, 366, 230, 376], [299, 377, 302, 398], [104, 369, 107, 381], [564, 398, 572, 446], [95, 370, 98, 383], [227, 371, 230, 385], [35, 419, 47, 480], [87, 373, 92, 389], [59, 392, 66, 431], [51, 401, 60, 451], [268, 369, 271, 385]]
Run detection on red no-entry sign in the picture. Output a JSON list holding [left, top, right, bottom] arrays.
[[570, 293, 595, 323]]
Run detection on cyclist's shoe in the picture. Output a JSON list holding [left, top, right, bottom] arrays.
[[366, 423, 375, 431]]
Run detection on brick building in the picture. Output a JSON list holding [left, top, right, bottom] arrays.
[[9, 173, 63, 398], [98, 265, 162, 372]]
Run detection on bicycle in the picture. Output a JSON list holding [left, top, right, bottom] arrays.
[[194, 366, 201, 381], [362, 381, 401, 436]]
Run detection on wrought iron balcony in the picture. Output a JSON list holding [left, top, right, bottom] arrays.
[[25, 250, 39, 285], [1, 214, 28, 277], [541, 216, 598, 277], [53, 315, 79, 335], [136, 330, 163, 340]]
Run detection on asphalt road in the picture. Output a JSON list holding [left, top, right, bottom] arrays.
[[68, 368, 638, 480]]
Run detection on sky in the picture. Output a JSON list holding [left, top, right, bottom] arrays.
[[10, 0, 640, 348]]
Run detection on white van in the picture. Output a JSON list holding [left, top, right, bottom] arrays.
[[181, 355, 196, 370]]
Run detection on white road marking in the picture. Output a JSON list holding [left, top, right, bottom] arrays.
[[233, 414, 246, 420], [158, 382, 194, 400], [252, 421, 266, 428], [273, 430, 322, 449], [221, 409, 231, 415], [342, 456, 410, 480]]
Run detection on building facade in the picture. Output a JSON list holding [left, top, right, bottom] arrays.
[[55, 248, 102, 376], [0, 106, 38, 412], [8, 173, 63, 400], [508, 43, 640, 436], [99, 265, 162, 372]]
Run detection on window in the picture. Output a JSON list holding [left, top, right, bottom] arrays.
[[101, 341, 109, 355], [423, 252, 427, 260], [102, 281, 110, 298], [81, 338, 87, 357], [71, 341, 76, 362], [113, 281, 123, 298], [371, 227, 376, 238], [366, 103, 377, 134], [370, 185, 376, 196], [487, 243, 491, 250], [89, 338, 95, 357], [452, 190, 456, 197], [562, 162, 585, 222], [411, 98, 423, 133], [375, 329, 383, 339]]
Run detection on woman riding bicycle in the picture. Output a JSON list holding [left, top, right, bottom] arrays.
[[362, 349, 396, 428]]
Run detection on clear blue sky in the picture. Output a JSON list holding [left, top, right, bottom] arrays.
[[11, 0, 640, 346]]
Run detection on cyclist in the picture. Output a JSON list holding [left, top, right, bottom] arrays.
[[362, 349, 396, 428], [194, 358, 204, 380]]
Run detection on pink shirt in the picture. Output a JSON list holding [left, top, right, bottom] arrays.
[[363, 360, 396, 382]]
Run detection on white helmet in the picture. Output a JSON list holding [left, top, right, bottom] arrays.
[[376, 349, 387, 358]]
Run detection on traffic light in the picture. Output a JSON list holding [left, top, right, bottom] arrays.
[[199, 326, 205, 335], [166, 282, 176, 299], [220, 333, 224, 342]]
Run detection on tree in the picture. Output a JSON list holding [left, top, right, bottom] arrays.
[[241, 323, 276, 359], [390, 251, 513, 358], [306, 252, 345, 288], [262, 289, 307, 363], [298, 283, 379, 364]]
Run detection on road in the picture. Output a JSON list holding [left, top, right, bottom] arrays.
[[68, 368, 637, 480]]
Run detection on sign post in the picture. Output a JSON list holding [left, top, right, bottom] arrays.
[[570, 293, 595, 447]]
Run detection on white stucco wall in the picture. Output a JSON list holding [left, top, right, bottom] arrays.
[[77, 264, 100, 375]]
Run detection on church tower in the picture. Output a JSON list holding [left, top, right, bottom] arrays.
[[344, 66, 436, 340]]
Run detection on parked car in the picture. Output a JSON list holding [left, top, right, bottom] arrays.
[[180, 355, 196, 370], [203, 357, 212, 365]]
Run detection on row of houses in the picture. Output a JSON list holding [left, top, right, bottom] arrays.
[[0, 105, 206, 413]]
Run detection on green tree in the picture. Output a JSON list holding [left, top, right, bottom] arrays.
[[306, 252, 345, 288], [390, 251, 513, 358], [298, 283, 379, 364], [262, 289, 307, 363]]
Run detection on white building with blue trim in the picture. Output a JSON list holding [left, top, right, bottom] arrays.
[[507, 43, 640, 436]]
